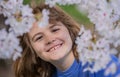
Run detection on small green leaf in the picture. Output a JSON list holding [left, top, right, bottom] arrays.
[[23, 0, 31, 5]]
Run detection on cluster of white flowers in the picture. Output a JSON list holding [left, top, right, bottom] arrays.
[[45, 0, 81, 7], [77, 0, 120, 47], [0, 29, 22, 61], [38, 9, 50, 27], [0, 0, 49, 60], [75, 0, 120, 76], [75, 26, 112, 73], [0, 0, 35, 60], [0, 0, 35, 36], [0, 0, 23, 17]]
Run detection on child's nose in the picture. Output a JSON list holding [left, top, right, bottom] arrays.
[[45, 33, 56, 45], [46, 39, 55, 45]]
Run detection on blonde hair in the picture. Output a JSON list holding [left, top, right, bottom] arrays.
[[14, 4, 80, 77]]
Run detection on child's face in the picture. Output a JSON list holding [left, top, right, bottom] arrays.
[[28, 21, 73, 62]]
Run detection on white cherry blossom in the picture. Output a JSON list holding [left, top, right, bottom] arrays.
[[0, 0, 23, 17], [0, 29, 22, 60], [45, 0, 81, 7], [38, 9, 50, 27], [105, 62, 117, 76]]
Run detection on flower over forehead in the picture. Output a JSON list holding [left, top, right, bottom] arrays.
[[37, 9, 50, 27]]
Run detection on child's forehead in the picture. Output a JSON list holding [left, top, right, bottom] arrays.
[[32, 21, 60, 30]]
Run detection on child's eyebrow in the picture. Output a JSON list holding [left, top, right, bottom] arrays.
[[32, 32, 42, 41], [49, 24, 56, 29], [49, 23, 61, 29]]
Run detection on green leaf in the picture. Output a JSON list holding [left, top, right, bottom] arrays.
[[23, 0, 31, 5]]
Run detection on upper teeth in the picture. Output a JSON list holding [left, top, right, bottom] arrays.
[[49, 44, 61, 52]]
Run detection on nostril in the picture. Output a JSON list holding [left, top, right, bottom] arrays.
[[47, 41, 51, 45], [46, 39, 56, 45]]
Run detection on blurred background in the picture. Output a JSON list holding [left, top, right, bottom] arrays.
[[0, 59, 14, 77]]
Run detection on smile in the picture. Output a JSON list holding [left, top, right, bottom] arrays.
[[47, 43, 63, 52]]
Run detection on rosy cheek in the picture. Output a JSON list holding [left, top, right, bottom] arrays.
[[60, 32, 69, 39], [32, 44, 40, 52], [36, 44, 45, 53]]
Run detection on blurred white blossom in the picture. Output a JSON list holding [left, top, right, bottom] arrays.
[[75, 26, 112, 73], [0, 0, 23, 17], [5, 15, 35, 36], [38, 9, 50, 27], [0, 29, 22, 60], [105, 62, 117, 76], [5, 4, 35, 36], [45, 0, 81, 7], [77, 0, 120, 48], [116, 74, 120, 77], [0, 0, 34, 60]]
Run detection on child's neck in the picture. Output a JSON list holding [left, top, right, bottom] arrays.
[[51, 51, 75, 71]]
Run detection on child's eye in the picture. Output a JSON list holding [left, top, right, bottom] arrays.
[[35, 36, 43, 41], [52, 29, 60, 32]]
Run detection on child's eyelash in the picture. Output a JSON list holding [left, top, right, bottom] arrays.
[[52, 29, 60, 32], [35, 36, 43, 41]]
